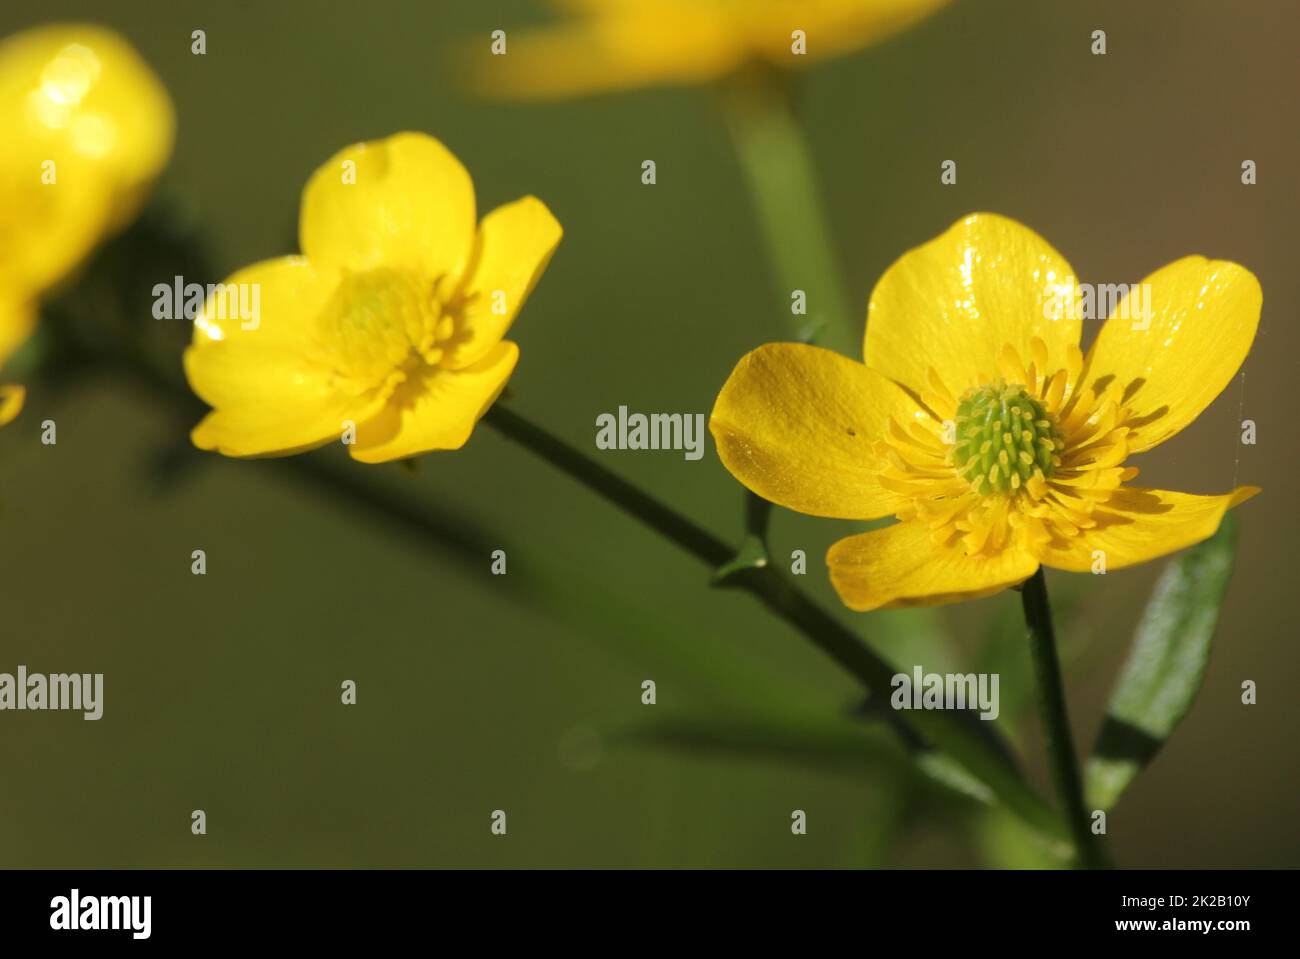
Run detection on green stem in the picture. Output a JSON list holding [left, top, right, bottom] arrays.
[[1022, 568, 1106, 867], [98, 338, 1062, 844], [719, 67, 856, 355], [484, 405, 733, 567], [485, 404, 1065, 841]]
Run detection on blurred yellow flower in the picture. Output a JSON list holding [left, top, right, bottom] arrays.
[[0, 23, 173, 368], [184, 132, 562, 463], [711, 213, 1261, 612], [0, 384, 23, 428], [473, 0, 952, 99]]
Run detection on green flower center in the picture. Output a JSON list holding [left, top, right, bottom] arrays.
[[951, 381, 1062, 495]]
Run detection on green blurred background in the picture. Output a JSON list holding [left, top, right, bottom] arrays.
[[0, 0, 1295, 867]]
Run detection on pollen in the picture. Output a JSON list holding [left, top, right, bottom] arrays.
[[317, 268, 445, 387], [950, 380, 1063, 496]]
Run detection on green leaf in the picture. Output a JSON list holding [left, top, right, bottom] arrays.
[[608, 710, 992, 807], [710, 532, 770, 584], [611, 711, 908, 773], [973, 804, 1072, 869], [1085, 514, 1240, 810], [711, 492, 772, 585]]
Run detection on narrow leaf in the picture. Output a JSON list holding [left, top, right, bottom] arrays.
[[711, 492, 772, 585], [1085, 514, 1240, 809], [710, 532, 770, 584], [610, 711, 994, 806]]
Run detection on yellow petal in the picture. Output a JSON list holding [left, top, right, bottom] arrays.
[[0, 291, 37, 369], [471, 0, 952, 98], [190, 390, 387, 459], [710, 342, 929, 520], [730, 0, 956, 70], [299, 132, 476, 280], [470, 10, 742, 99], [0, 145, 113, 296], [0, 24, 174, 227], [442, 196, 562, 370], [766, 0, 955, 64], [1081, 257, 1260, 454], [184, 257, 384, 457], [864, 213, 1082, 397], [827, 520, 1039, 612], [349, 341, 518, 463], [0, 383, 24, 427], [1034, 485, 1259, 572], [0, 27, 172, 315], [183, 257, 336, 409]]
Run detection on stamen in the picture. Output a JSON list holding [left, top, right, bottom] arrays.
[[317, 268, 446, 387], [874, 351, 1138, 559]]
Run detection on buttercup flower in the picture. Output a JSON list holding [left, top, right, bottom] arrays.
[[474, 0, 951, 99], [0, 24, 173, 368], [711, 213, 1260, 612], [0, 384, 23, 428], [184, 132, 562, 462]]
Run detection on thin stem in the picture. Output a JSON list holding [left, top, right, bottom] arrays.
[[485, 403, 1065, 841], [1022, 568, 1106, 868], [483, 405, 733, 567], [51, 190, 1066, 847], [719, 66, 856, 355], [94, 336, 1062, 842]]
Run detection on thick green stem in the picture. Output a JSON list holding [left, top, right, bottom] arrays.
[[719, 67, 856, 355], [1022, 568, 1106, 867], [485, 404, 1064, 841]]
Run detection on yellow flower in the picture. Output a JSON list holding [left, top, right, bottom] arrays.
[[184, 132, 562, 463], [710, 213, 1260, 612], [0, 384, 23, 428], [0, 23, 173, 367], [474, 0, 951, 99]]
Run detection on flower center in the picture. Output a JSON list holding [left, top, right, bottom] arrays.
[[951, 380, 1063, 496], [877, 342, 1139, 559], [317, 269, 449, 388]]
